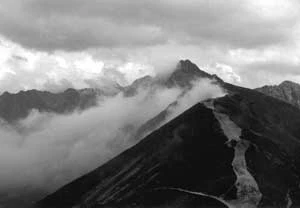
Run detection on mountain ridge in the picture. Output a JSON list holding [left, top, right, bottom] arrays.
[[36, 61, 300, 208], [256, 80, 300, 109], [0, 60, 217, 123]]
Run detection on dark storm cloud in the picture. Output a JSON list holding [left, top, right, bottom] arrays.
[[0, 11, 166, 50], [0, 0, 298, 51]]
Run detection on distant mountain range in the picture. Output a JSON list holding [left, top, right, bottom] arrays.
[[0, 88, 101, 122], [0, 60, 219, 123], [256, 80, 300, 109], [36, 60, 300, 208], [2, 60, 300, 124]]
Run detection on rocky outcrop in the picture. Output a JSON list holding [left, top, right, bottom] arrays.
[[256, 80, 300, 109], [164, 60, 214, 88]]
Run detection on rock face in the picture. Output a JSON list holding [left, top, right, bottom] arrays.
[[256, 80, 300, 109], [37, 64, 300, 207], [164, 60, 215, 88], [123, 59, 219, 97]]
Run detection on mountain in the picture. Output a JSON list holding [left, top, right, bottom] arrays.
[[37, 61, 300, 208], [123, 59, 219, 97], [0, 59, 225, 208], [0, 88, 105, 123], [256, 80, 300, 109], [127, 60, 224, 141], [164, 60, 214, 88], [0, 60, 213, 123], [123, 75, 154, 97]]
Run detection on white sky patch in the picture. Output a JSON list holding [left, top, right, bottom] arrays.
[[204, 63, 241, 84], [117, 62, 155, 85], [0, 68, 15, 81], [228, 47, 300, 65], [0, 44, 11, 62], [0, 36, 157, 92], [249, 0, 298, 19], [222, 44, 300, 87], [74, 56, 104, 77]]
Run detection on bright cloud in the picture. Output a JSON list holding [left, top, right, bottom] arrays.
[[0, 36, 156, 92]]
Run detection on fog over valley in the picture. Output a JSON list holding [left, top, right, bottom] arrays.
[[0, 70, 225, 205]]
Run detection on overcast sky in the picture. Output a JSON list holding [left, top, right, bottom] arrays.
[[0, 0, 300, 92]]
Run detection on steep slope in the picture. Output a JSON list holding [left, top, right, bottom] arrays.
[[214, 86, 300, 207], [125, 60, 225, 141], [256, 80, 300, 109], [38, 102, 237, 208], [37, 78, 300, 207]]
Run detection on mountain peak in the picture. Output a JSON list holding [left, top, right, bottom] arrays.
[[178, 59, 194, 66], [256, 80, 300, 109], [279, 80, 300, 87], [176, 59, 210, 76], [123, 75, 154, 96], [165, 60, 216, 88], [130, 75, 153, 86]]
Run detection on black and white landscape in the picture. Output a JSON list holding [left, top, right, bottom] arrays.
[[1, 1, 300, 208]]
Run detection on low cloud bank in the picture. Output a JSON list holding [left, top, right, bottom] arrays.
[[0, 78, 225, 205]]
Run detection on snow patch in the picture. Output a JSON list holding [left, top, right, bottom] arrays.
[[286, 190, 293, 208], [155, 187, 234, 208], [204, 100, 262, 208], [213, 112, 241, 145]]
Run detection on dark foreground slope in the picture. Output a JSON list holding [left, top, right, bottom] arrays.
[[38, 79, 300, 207], [38, 102, 235, 208], [216, 85, 300, 207]]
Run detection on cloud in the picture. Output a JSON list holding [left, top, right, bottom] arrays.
[[238, 61, 300, 87], [0, 78, 225, 205], [0, 37, 158, 93], [0, 0, 299, 51], [0, 0, 300, 90], [204, 63, 241, 84], [0, 0, 167, 51], [166, 79, 226, 121], [223, 46, 300, 87], [0, 86, 181, 194]]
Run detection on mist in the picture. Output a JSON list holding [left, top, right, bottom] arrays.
[[0, 78, 225, 205]]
